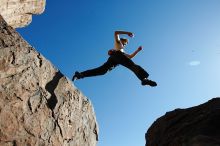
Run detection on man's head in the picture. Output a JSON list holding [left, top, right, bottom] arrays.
[[120, 38, 129, 46]]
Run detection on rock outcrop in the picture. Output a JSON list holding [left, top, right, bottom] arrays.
[[0, 15, 98, 146], [0, 0, 46, 28], [145, 98, 220, 146]]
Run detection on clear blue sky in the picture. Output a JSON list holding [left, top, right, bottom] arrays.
[[18, 0, 220, 146]]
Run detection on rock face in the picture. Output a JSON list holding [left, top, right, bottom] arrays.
[[0, 0, 46, 28], [0, 15, 98, 146], [145, 98, 220, 146]]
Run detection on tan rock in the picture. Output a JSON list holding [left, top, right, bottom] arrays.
[[0, 0, 46, 28], [0, 15, 98, 146]]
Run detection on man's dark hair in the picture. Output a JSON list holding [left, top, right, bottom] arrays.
[[120, 38, 128, 43]]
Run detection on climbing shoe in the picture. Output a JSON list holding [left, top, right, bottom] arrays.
[[141, 79, 157, 87], [72, 71, 83, 81]]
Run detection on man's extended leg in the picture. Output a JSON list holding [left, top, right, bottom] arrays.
[[72, 57, 117, 81]]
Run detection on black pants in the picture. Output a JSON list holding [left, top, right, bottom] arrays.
[[80, 51, 149, 81]]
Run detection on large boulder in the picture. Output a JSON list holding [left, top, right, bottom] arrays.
[[0, 15, 98, 146], [146, 98, 220, 146], [0, 0, 46, 28]]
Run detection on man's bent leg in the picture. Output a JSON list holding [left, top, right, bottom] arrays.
[[115, 54, 156, 86], [113, 52, 149, 81]]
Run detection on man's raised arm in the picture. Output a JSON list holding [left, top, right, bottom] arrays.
[[114, 31, 134, 42]]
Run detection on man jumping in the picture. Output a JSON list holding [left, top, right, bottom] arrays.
[[72, 30, 157, 87]]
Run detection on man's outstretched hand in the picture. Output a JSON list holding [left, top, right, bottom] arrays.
[[137, 46, 143, 51], [128, 32, 134, 38]]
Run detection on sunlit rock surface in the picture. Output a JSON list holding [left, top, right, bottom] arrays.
[[0, 15, 98, 146], [0, 0, 46, 28]]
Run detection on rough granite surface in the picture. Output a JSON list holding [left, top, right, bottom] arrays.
[[0, 15, 98, 146], [0, 0, 46, 28], [146, 98, 220, 146]]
